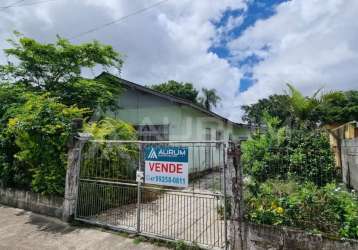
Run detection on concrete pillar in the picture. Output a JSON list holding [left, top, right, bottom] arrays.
[[229, 142, 247, 250], [62, 119, 91, 222]]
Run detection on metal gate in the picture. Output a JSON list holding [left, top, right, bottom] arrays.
[[75, 140, 229, 249]]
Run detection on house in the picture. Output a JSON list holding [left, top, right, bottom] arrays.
[[98, 72, 250, 142], [97, 72, 251, 173]]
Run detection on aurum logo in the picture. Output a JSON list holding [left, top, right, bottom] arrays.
[[148, 148, 158, 159]]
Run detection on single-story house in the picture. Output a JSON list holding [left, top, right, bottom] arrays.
[[98, 72, 250, 142], [97, 72, 251, 172]]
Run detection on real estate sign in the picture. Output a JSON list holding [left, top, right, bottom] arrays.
[[144, 146, 189, 188]]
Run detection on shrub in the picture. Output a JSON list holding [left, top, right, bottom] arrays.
[[76, 118, 139, 216], [246, 179, 358, 239], [0, 93, 86, 194], [82, 117, 138, 181], [242, 126, 336, 186]]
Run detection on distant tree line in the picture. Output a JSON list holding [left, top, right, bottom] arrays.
[[242, 84, 358, 128], [150, 81, 221, 111]]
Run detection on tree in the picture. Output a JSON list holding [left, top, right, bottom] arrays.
[[0, 34, 123, 111], [0, 35, 133, 195], [242, 84, 358, 128], [286, 83, 322, 128], [314, 90, 358, 124], [242, 94, 291, 127], [151, 80, 199, 103], [198, 88, 221, 110]]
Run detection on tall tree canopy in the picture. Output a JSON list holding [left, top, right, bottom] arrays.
[[151, 80, 199, 103], [242, 94, 291, 126], [242, 84, 358, 128], [0, 35, 133, 195], [0, 34, 123, 111], [314, 90, 358, 124]]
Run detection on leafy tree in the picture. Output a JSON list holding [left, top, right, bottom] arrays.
[[0, 35, 132, 195], [198, 88, 221, 110], [314, 90, 358, 124], [150, 80, 199, 103], [151, 80, 222, 111], [286, 84, 322, 128], [0, 34, 123, 111], [0, 83, 29, 122], [242, 84, 358, 128], [242, 94, 291, 126]]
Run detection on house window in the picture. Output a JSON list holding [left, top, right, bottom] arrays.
[[205, 128, 211, 141], [136, 125, 169, 141], [216, 130, 223, 148]]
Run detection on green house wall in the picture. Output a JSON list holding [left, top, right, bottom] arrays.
[[107, 85, 250, 172]]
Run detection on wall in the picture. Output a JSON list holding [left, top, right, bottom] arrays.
[[109, 86, 250, 173], [341, 138, 358, 190], [232, 222, 358, 250], [0, 187, 64, 218], [111, 85, 250, 142], [111, 86, 182, 134]]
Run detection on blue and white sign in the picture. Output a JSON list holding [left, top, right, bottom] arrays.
[[144, 146, 189, 188]]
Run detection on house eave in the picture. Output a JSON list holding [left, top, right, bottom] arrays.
[[96, 72, 248, 129]]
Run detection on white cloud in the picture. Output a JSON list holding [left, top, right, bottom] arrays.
[[228, 0, 358, 121], [0, 0, 246, 121], [1, 0, 358, 123]]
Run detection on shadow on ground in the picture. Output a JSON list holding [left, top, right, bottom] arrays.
[[23, 211, 77, 235]]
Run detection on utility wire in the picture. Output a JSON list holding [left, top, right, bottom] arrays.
[[69, 0, 170, 40], [0, 0, 24, 10], [0, 0, 58, 10]]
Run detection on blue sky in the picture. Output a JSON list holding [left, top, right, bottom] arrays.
[[210, 0, 289, 92]]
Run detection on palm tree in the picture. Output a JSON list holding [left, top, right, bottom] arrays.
[[286, 83, 321, 128], [198, 88, 221, 111]]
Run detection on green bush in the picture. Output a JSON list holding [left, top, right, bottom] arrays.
[[245, 179, 358, 239], [0, 93, 86, 194], [242, 124, 336, 186], [241, 115, 354, 239], [76, 118, 139, 216], [82, 118, 138, 181]]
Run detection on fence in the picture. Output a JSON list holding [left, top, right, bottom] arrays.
[[74, 140, 230, 249], [342, 138, 358, 190], [237, 142, 358, 242]]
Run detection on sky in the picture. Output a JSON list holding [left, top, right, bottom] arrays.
[[0, 0, 357, 122]]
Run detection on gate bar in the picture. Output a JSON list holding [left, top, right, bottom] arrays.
[[136, 144, 142, 233], [77, 138, 226, 144], [223, 143, 228, 250]]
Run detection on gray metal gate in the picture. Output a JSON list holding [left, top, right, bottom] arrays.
[[75, 140, 229, 249]]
